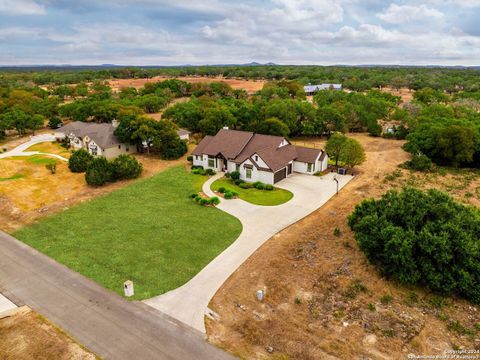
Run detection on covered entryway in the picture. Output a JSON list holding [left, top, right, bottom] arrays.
[[274, 167, 287, 183]]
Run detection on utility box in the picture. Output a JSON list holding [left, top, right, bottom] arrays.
[[338, 168, 347, 175], [124, 280, 134, 297]]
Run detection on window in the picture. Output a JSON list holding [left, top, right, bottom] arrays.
[[208, 156, 215, 168], [246, 169, 252, 179], [236, 164, 240, 171], [307, 163, 315, 172], [255, 155, 258, 161]]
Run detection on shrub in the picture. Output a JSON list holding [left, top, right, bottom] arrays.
[[111, 155, 143, 180], [265, 184, 274, 191], [224, 192, 234, 199], [190, 193, 198, 199], [187, 155, 193, 162], [68, 149, 94, 173], [192, 168, 207, 175], [191, 165, 204, 170], [218, 187, 226, 194], [85, 157, 114, 186], [205, 168, 216, 176], [403, 154, 433, 172], [46, 163, 57, 174], [210, 196, 220, 205], [254, 182, 265, 190], [348, 187, 480, 304], [224, 172, 231, 178], [230, 171, 240, 180], [48, 116, 62, 129], [194, 195, 202, 203], [234, 179, 244, 186], [239, 182, 251, 189], [199, 198, 209, 205]]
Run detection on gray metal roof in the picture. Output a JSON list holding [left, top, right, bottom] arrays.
[[304, 84, 342, 92], [58, 121, 121, 149]]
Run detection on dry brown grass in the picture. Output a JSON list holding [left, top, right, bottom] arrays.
[[25, 142, 71, 157], [207, 134, 480, 360], [106, 76, 266, 94], [0, 307, 96, 360]]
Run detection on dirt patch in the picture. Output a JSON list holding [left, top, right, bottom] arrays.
[[0, 307, 96, 359], [207, 134, 480, 359], [106, 76, 266, 94], [380, 87, 414, 103], [0, 138, 193, 233]]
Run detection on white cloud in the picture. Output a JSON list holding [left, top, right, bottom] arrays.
[[378, 4, 444, 24], [0, 0, 46, 15]]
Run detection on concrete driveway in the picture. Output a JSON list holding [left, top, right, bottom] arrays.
[[0, 133, 67, 161], [145, 171, 353, 333]]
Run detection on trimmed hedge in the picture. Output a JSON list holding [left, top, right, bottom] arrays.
[[69, 149, 94, 173]]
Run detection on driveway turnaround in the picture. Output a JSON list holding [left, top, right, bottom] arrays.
[[145, 172, 353, 333], [0, 231, 236, 360], [0, 133, 68, 161]]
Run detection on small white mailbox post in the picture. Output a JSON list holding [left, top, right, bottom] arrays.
[[124, 280, 134, 297]]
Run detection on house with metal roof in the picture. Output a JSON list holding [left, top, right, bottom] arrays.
[[304, 84, 342, 96], [192, 129, 328, 184]]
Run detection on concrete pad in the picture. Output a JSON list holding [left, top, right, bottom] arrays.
[[0, 293, 17, 315], [145, 171, 353, 333]]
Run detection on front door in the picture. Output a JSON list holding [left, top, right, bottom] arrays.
[[287, 163, 292, 175]]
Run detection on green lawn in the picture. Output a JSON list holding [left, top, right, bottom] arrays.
[[211, 178, 293, 206], [14, 166, 242, 300]]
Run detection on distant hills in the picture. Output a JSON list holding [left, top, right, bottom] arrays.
[[0, 62, 479, 70]]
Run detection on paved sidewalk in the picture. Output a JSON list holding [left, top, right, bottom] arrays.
[[0, 231, 236, 360], [145, 172, 353, 333], [0, 293, 17, 314], [0, 133, 68, 161]]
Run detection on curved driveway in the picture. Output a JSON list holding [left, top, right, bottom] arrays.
[[0, 133, 68, 161], [145, 171, 353, 333]]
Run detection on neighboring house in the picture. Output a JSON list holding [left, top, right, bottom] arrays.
[[192, 129, 328, 184], [56, 121, 137, 159], [304, 84, 342, 96]]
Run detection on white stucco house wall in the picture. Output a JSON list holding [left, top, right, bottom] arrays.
[[192, 128, 328, 185], [55, 121, 137, 159]]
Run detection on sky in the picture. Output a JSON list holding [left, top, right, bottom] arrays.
[[0, 0, 479, 66]]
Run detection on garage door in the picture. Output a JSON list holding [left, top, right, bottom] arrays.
[[274, 167, 287, 183]]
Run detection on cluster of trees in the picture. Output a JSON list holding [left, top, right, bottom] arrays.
[[401, 97, 480, 167], [69, 149, 143, 186], [0, 86, 59, 138], [348, 188, 480, 304], [3, 65, 480, 93], [163, 84, 397, 138], [114, 115, 187, 159], [325, 133, 366, 170]]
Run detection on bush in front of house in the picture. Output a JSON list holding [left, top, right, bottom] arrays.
[[69, 149, 94, 173], [205, 168, 216, 176], [265, 184, 274, 191], [192, 168, 207, 175], [254, 181, 266, 190], [192, 195, 220, 206], [218, 187, 226, 194], [111, 154, 143, 180], [85, 157, 114, 186], [210, 196, 220, 205], [348, 187, 480, 304], [230, 171, 240, 180], [234, 179, 244, 186], [239, 182, 252, 189], [187, 155, 193, 162]]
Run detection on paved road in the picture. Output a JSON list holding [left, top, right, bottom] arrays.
[[0, 133, 68, 161], [0, 231, 236, 360], [145, 172, 353, 333]]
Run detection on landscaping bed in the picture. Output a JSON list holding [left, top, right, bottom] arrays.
[[14, 166, 242, 300], [211, 177, 293, 206]]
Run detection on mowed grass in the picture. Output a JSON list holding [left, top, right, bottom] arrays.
[[211, 178, 293, 206], [14, 166, 242, 300]]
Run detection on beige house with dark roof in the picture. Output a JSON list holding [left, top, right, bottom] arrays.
[[192, 129, 328, 184], [56, 121, 137, 159]]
